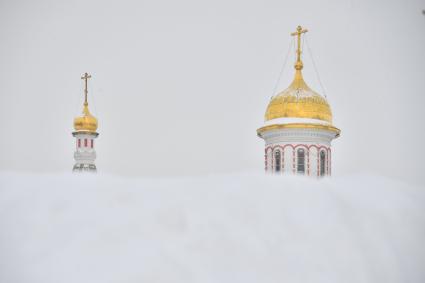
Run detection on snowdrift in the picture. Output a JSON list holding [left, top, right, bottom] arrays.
[[0, 172, 424, 283]]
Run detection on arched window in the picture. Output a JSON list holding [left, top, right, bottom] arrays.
[[320, 151, 326, 176], [297, 148, 305, 174], [275, 150, 281, 172]]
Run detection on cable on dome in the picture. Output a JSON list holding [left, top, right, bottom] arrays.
[[270, 37, 295, 99], [305, 35, 328, 98]]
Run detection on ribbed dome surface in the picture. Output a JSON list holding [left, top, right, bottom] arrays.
[[265, 70, 332, 123]]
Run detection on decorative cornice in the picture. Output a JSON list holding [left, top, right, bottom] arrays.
[[257, 123, 340, 138], [72, 131, 99, 137]]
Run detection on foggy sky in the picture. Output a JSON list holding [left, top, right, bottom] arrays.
[[1, 0, 424, 185]]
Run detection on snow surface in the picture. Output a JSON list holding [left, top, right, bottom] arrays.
[[0, 172, 424, 283]]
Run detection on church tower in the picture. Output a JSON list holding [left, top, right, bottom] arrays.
[[72, 73, 99, 172], [257, 26, 340, 177]]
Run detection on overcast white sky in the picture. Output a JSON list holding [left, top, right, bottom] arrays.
[[0, 0, 424, 185]]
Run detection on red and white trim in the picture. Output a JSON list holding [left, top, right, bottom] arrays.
[[265, 144, 331, 177]]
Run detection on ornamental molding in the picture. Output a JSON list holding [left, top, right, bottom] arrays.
[[72, 131, 99, 137]]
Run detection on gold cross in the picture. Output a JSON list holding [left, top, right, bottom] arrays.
[[81, 72, 92, 105], [291, 26, 308, 70]]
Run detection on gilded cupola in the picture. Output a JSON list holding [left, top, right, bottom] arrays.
[[73, 73, 98, 132], [264, 26, 333, 125]]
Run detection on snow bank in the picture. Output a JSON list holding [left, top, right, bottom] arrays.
[[0, 172, 424, 283]]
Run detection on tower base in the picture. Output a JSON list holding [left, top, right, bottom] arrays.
[[73, 163, 97, 172]]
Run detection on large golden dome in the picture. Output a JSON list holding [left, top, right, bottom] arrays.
[[258, 26, 340, 138], [263, 25, 334, 125], [265, 69, 332, 123], [74, 103, 98, 132]]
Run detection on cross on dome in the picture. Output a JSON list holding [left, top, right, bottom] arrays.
[[81, 72, 92, 105], [290, 26, 308, 70], [73, 72, 98, 133]]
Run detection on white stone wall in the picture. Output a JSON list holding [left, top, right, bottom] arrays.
[[262, 127, 337, 178]]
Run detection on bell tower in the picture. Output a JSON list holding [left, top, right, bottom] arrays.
[[257, 26, 340, 177], [72, 72, 99, 172]]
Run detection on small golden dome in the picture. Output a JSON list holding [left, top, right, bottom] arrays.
[[265, 70, 332, 123], [73, 103, 98, 132], [73, 72, 98, 133]]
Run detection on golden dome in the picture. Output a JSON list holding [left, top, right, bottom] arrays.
[[73, 103, 98, 132], [73, 72, 98, 132], [258, 26, 340, 138], [265, 69, 332, 123], [264, 26, 333, 124]]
